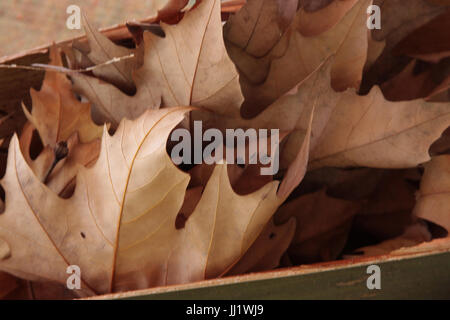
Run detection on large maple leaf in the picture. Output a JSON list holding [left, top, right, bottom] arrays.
[[0, 107, 286, 296]]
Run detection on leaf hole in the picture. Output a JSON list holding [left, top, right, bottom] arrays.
[[0, 185, 5, 214], [175, 213, 187, 230], [29, 130, 44, 160]]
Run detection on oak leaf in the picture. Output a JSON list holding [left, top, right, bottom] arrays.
[[224, 0, 368, 116], [393, 10, 450, 63], [226, 217, 296, 275], [74, 12, 139, 93], [71, 0, 243, 126], [296, 0, 358, 37], [0, 107, 285, 295], [22, 46, 103, 148], [414, 155, 450, 233], [275, 189, 361, 263], [146, 0, 191, 22], [309, 86, 450, 169], [360, 0, 450, 93], [223, 0, 298, 59]]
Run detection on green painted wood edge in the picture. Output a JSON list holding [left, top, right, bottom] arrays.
[[119, 252, 450, 300]]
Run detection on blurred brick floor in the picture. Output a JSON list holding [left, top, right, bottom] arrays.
[[0, 0, 171, 58]]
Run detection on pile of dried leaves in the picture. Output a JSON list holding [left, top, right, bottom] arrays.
[[0, 0, 450, 299]]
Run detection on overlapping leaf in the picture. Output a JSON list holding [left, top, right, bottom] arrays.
[[71, 0, 243, 126], [0, 107, 289, 295], [225, 0, 369, 116]]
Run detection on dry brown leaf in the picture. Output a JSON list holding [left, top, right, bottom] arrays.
[[71, 0, 243, 126], [345, 222, 432, 258], [0, 107, 285, 295], [223, 0, 298, 59], [353, 170, 418, 241], [297, 167, 385, 201], [22, 46, 103, 148], [225, 0, 368, 116], [371, 0, 449, 43], [175, 187, 203, 229], [71, 1, 191, 65], [414, 155, 450, 233], [309, 85, 450, 169], [296, 0, 358, 37], [393, 10, 450, 63], [1, 279, 78, 300], [364, 32, 386, 73], [45, 133, 101, 198], [19, 121, 101, 196], [74, 12, 138, 93], [226, 217, 296, 275], [147, 0, 192, 23], [361, 0, 450, 93], [3, 0, 450, 300], [197, 58, 334, 198], [430, 127, 450, 155], [428, 74, 450, 101], [299, 0, 335, 12], [275, 190, 361, 263], [203, 55, 450, 174], [380, 60, 439, 101], [426, 0, 450, 5]]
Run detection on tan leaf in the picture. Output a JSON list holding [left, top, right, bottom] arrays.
[[299, 0, 335, 12], [0, 107, 283, 295], [45, 133, 101, 198], [175, 186, 203, 229], [223, 0, 298, 59], [309, 86, 450, 169], [22, 46, 103, 148], [414, 155, 450, 232], [296, 0, 358, 37], [75, 12, 138, 93], [146, 0, 191, 22], [71, 0, 244, 126], [19, 122, 101, 197], [196, 58, 335, 198], [225, 0, 368, 116], [188, 163, 244, 189], [364, 32, 386, 73]]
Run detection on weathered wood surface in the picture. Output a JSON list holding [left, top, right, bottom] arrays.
[[0, 0, 171, 58], [94, 241, 450, 300]]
